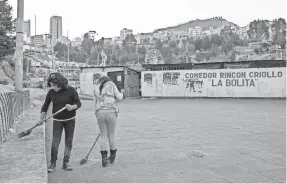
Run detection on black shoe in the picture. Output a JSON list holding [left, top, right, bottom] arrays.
[[100, 151, 109, 167], [62, 162, 73, 171], [108, 149, 117, 164], [47, 162, 56, 173]]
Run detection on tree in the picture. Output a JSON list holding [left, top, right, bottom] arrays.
[[194, 38, 203, 51], [202, 36, 211, 50], [222, 39, 234, 55], [247, 20, 270, 40], [187, 44, 196, 53], [112, 54, 117, 63], [0, 0, 16, 58], [155, 39, 163, 49], [138, 46, 147, 55], [74, 52, 85, 62], [276, 32, 286, 49], [23, 57, 32, 74], [272, 18, 286, 49], [123, 34, 137, 47], [81, 37, 93, 56], [53, 42, 67, 58], [169, 40, 177, 48], [211, 35, 223, 46], [186, 37, 194, 44]]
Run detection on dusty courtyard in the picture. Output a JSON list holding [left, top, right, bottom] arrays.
[[45, 98, 286, 183]]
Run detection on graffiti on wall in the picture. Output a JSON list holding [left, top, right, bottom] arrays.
[[163, 72, 180, 85], [144, 73, 153, 86], [93, 73, 101, 84], [182, 79, 204, 93]]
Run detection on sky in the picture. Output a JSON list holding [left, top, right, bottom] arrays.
[[7, 0, 286, 40]]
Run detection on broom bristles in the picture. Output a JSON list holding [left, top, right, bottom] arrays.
[[80, 158, 87, 165], [17, 130, 31, 138]]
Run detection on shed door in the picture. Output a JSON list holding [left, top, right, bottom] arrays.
[[107, 71, 124, 91]]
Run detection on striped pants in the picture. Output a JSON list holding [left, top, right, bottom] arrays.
[[96, 109, 117, 151]]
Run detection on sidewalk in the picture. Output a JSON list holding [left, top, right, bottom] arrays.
[[0, 89, 48, 183]]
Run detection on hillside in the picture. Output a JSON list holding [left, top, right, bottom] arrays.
[[154, 17, 239, 32]]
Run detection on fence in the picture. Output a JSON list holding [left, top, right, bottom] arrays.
[[0, 90, 30, 142]]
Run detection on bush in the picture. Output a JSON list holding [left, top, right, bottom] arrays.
[[0, 77, 9, 85], [23, 81, 30, 88]]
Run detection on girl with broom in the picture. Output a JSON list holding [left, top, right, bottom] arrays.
[[38, 72, 82, 173], [94, 75, 123, 167]]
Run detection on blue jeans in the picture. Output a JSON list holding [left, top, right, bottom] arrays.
[[50, 119, 75, 163]]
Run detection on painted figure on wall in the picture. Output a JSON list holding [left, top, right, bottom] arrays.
[[183, 79, 204, 93], [93, 73, 101, 84], [144, 73, 153, 86]]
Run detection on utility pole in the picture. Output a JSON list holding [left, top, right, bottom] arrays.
[[67, 31, 69, 62], [67, 30, 69, 75], [45, 34, 54, 72], [15, 0, 24, 91], [185, 43, 189, 63], [35, 15, 36, 35], [97, 52, 99, 66], [51, 37, 54, 72]]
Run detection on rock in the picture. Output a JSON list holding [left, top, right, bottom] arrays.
[[8, 128, 16, 134], [187, 150, 207, 158]]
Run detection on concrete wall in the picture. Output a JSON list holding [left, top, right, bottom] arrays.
[[141, 67, 286, 98]]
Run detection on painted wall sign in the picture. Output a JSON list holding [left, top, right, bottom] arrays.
[[141, 67, 286, 98]]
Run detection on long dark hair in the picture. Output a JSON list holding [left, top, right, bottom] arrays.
[[98, 76, 111, 95], [47, 72, 68, 90]]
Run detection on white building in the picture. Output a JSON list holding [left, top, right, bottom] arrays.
[[135, 33, 153, 44], [57, 36, 70, 45], [112, 36, 123, 45], [71, 37, 82, 47], [30, 35, 45, 47], [188, 26, 202, 37], [103, 38, 112, 45], [120, 28, 133, 40]]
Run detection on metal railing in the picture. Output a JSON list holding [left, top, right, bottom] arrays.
[[0, 90, 30, 142]]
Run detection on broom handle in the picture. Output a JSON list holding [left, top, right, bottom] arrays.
[[29, 107, 67, 131], [86, 133, 101, 158]]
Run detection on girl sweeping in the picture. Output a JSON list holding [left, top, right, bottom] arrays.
[[39, 73, 82, 173], [94, 75, 123, 167]]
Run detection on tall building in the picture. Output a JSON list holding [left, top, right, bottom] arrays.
[[24, 20, 31, 37], [50, 16, 63, 46]]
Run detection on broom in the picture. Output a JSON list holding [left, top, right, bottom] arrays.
[[17, 107, 67, 139], [80, 133, 101, 165]]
